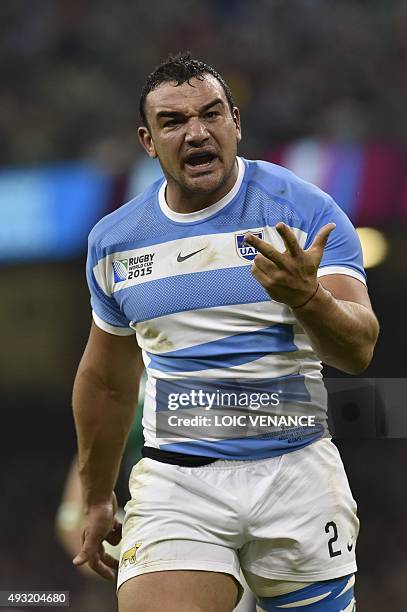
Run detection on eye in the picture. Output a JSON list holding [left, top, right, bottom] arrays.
[[163, 119, 179, 128], [205, 111, 219, 119]]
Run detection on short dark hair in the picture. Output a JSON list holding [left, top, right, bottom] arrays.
[[139, 52, 234, 127]]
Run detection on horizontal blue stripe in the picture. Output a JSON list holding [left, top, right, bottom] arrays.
[[117, 266, 271, 323], [91, 297, 130, 329], [102, 167, 253, 254], [100, 159, 315, 255], [160, 430, 323, 460], [102, 214, 273, 254], [258, 575, 354, 611], [147, 324, 296, 372]]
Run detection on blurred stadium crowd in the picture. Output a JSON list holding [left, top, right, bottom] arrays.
[[2, 0, 407, 167], [1, 2, 407, 611]]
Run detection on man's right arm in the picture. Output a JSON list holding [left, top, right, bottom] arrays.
[[72, 322, 143, 579]]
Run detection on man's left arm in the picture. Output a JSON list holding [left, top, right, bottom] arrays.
[[245, 223, 379, 375], [290, 274, 378, 374]]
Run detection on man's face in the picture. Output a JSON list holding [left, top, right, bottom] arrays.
[[138, 75, 241, 199]]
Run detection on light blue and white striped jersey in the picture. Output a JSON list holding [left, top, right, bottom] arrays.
[[87, 157, 366, 460]]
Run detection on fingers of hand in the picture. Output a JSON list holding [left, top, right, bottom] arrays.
[[74, 540, 117, 580], [101, 550, 119, 571], [251, 263, 272, 292], [72, 551, 88, 567], [87, 552, 116, 581], [73, 520, 110, 561], [251, 260, 283, 298], [275, 222, 301, 257], [252, 253, 279, 276], [244, 233, 285, 266], [111, 491, 119, 515], [73, 532, 99, 567], [310, 223, 336, 252], [105, 520, 122, 546], [86, 542, 117, 580]]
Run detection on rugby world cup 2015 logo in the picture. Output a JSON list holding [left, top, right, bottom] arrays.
[[235, 231, 263, 261], [112, 259, 128, 282]]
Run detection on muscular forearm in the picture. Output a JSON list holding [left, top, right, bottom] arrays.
[[72, 366, 138, 508], [293, 283, 379, 374]]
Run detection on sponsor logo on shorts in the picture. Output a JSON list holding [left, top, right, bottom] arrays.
[[235, 231, 263, 261], [119, 543, 142, 568]]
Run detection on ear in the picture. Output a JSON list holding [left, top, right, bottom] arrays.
[[232, 107, 242, 143], [138, 126, 157, 158]]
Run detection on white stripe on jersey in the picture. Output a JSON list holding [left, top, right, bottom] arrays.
[[92, 311, 135, 335], [318, 265, 366, 285], [92, 225, 308, 297], [134, 301, 296, 354]]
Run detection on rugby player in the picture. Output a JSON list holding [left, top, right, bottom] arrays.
[[72, 53, 379, 612]]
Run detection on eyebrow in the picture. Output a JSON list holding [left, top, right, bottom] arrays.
[[155, 98, 225, 121]]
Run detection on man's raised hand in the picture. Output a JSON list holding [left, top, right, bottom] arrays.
[[244, 222, 336, 309]]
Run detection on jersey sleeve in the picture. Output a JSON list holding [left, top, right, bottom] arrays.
[[86, 232, 135, 336], [304, 195, 366, 285]]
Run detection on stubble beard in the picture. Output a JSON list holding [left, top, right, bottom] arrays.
[[178, 155, 236, 197]]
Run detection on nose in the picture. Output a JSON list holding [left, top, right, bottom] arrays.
[[185, 117, 209, 146]]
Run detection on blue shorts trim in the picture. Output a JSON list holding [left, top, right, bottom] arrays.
[[257, 574, 355, 611]]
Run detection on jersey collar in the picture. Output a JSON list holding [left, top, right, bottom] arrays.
[[158, 156, 245, 223]]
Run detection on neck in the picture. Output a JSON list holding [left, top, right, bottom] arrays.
[[165, 158, 239, 214]]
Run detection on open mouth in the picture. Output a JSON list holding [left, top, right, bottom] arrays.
[[184, 152, 218, 169]]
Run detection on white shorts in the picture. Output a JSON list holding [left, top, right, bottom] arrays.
[[117, 439, 359, 593]]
